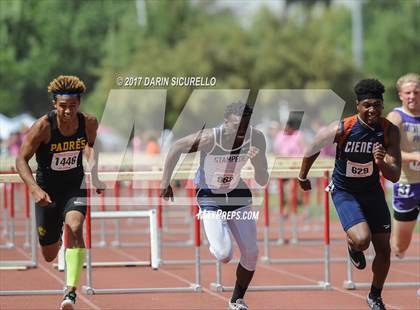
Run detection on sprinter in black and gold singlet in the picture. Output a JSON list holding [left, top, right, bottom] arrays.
[[16, 75, 104, 310]]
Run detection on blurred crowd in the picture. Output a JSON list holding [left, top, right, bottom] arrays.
[[262, 118, 335, 158], [1, 113, 338, 159], [0, 126, 29, 157]]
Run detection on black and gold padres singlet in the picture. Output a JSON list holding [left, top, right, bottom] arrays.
[[36, 110, 87, 188], [34, 110, 88, 246]]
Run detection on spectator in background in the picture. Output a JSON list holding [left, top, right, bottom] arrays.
[[265, 121, 280, 154], [306, 118, 336, 157], [273, 118, 306, 157], [7, 131, 22, 156], [273, 117, 307, 218], [145, 135, 160, 155]]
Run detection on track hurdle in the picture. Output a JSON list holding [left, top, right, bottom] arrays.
[[157, 181, 218, 266], [0, 180, 37, 270], [0, 223, 67, 296], [23, 184, 31, 248], [158, 180, 197, 249], [211, 170, 331, 292], [272, 176, 329, 246], [276, 178, 286, 245], [82, 175, 202, 294], [343, 250, 420, 290], [0, 173, 70, 295], [343, 175, 420, 293], [1, 183, 7, 238], [261, 169, 340, 264], [1, 183, 14, 249], [95, 186, 107, 247]]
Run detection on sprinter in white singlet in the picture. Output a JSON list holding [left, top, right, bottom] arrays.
[[161, 102, 268, 310]]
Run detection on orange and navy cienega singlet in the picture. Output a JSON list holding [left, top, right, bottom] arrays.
[[35, 110, 87, 187], [332, 115, 390, 193]]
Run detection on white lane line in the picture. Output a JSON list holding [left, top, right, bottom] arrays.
[[16, 247, 101, 310], [113, 248, 230, 303], [300, 244, 420, 277], [259, 264, 402, 310]]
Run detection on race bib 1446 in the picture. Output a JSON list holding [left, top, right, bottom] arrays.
[[51, 151, 80, 171]]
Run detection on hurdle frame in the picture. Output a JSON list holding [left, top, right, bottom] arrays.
[[81, 178, 202, 295], [260, 169, 338, 265], [211, 170, 332, 292], [343, 250, 420, 290], [0, 182, 38, 270]]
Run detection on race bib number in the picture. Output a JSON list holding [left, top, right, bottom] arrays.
[[214, 172, 234, 185], [397, 183, 411, 198], [408, 160, 420, 171], [210, 172, 236, 190], [51, 151, 80, 171], [345, 160, 373, 178]]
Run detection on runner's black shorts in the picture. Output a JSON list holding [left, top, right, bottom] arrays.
[[35, 185, 86, 246]]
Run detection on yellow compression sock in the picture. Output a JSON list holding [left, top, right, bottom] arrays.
[[65, 248, 86, 288]]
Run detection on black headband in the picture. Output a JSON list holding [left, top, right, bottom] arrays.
[[357, 93, 383, 101]]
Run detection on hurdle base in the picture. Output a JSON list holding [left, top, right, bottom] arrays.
[[289, 238, 298, 245], [345, 281, 420, 289], [260, 256, 270, 264], [318, 281, 332, 290], [0, 289, 65, 296], [220, 284, 332, 291], [82, 286, 94, 295], [160, 259, 216, 265], [54, 261, 152, 270], [111, 240, 121, 247], [210, 282, 223, 292], [343, 280, 356, 290], [191, 283, 202, 292], [275, 239, 286, 245], [0, 243, 15, 249], [267, 257, 346, 264], [82, 285, 201, 295], [0, 266, 28, 270], [0, 261, 37, 269], [93, 241, 107, 248]]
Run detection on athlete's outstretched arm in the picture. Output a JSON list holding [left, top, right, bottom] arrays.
[[15, 117, 52, 205], [250, 130, 268, 186], [160, 129, 214, 201], [84, 114, 105, 194], [298, 121, 339, 191], [375, 123, 401, 183], [387, 111, 420, 162]]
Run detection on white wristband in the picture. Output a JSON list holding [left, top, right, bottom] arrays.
[[297, 176, 308, 182]]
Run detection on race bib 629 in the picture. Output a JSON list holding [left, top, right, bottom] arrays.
[[346, 160, 373, 178]]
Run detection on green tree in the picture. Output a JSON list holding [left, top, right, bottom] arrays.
[[363, 0, 420, 111], [0, 0, 137, 117]]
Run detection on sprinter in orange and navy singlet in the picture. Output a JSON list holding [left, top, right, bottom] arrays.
[[298, 79, 401, 310], [332, 114, 391, 193]]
